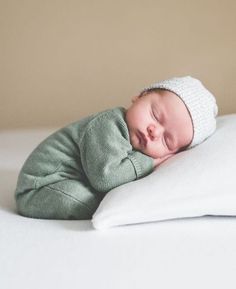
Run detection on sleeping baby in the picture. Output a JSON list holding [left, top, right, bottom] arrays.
[[15, 76, 218, 220]]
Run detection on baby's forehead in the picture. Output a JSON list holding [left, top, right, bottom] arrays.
[[143, 89, 183, 108], [146, 90, 180, 110], [140, 88, 166, 97]]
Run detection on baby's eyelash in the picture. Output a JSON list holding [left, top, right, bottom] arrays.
[[152, 110, 159, 122], [163, 132, 171, 149], [162, 135, 167, 147], [164, 137, 169, 148]]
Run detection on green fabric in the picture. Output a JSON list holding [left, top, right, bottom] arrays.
[[15, 107, 154, 219]]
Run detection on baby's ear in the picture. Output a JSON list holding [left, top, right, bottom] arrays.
[[131, 95, 140, 103]]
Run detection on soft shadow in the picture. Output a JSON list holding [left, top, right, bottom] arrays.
[[0, 169, 19, 214], [58, 219, 94, 231]]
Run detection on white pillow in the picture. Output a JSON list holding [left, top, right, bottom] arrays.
[[92, 114, 236, 230]]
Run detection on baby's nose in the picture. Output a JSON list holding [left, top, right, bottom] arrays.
[[147, 124, 163, 140]]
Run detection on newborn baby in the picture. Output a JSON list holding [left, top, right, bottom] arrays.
[[15, 76, 218, 220]]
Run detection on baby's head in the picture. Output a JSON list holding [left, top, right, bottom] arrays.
[[125, 76, 218, 159]]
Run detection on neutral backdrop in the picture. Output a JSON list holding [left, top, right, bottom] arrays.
[[1, 0, 236, 129]]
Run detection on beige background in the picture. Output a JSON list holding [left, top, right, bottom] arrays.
[[1, 0, 236, 130]]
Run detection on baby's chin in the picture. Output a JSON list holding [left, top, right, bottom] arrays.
[[134, 145, 160, 159], [143, 150, 161, 159], [139, 146, 172, 160]]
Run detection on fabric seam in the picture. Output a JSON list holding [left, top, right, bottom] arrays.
[[46, 184, 93, 213]]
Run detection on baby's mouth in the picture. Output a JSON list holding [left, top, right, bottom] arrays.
[[137, 131, 147, 147]]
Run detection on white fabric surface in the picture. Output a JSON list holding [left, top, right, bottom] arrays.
[[92, 114, 236, 230], [1, 124, 236, 289]]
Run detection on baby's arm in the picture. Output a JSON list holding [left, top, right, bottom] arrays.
[[79, 114, 154, 193]]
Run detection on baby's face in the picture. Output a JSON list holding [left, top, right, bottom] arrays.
[[125, 90, 193, 159]]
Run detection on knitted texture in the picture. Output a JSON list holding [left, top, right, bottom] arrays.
[[140, 76, 218, 147], [15, 107, 154, 219]]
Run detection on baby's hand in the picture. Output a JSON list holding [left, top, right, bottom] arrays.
[[153, 154, 174, 168]]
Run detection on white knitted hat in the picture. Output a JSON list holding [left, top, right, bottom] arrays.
[[140, 76, 218, 148]]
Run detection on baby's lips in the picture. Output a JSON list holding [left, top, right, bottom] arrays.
[[138, 131, 147, 147]]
